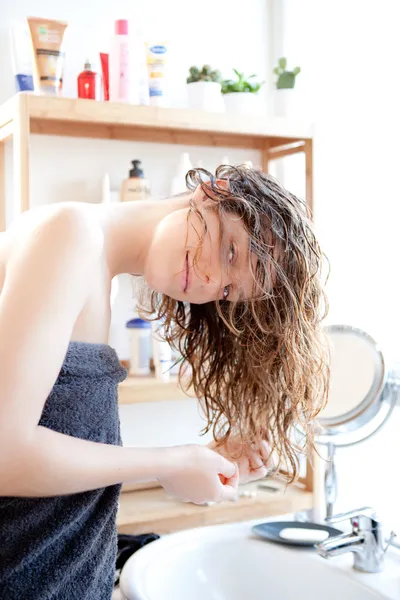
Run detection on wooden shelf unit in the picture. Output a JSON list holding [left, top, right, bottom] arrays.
[[0, 92, 314, 230], [0, 92, 321, 516]]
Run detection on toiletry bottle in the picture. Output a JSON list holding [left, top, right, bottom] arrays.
[[99, 53, 109, 100], [102, 173, 110, 204], [151, 321, 173, 382], [27, 17, 68, 96], [170, 152, 192, 196], [10, 24, 34, 92], [109, 19, 130, 103], [126, 318, 152, 376], [145, 42, 169, 107], [130, 27, 150, 106], [121, 160, 150, 201], [77, 59, 100, 100]]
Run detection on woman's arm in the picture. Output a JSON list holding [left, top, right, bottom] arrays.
[[0, 205, 237, 502]]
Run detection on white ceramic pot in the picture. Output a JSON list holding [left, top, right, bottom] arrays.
[[186, 81, 224, 112], [223, 92, 262, 116], [272, 88, 297, 118]]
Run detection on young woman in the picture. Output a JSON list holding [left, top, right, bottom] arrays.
[[0, 165, 328, 599]]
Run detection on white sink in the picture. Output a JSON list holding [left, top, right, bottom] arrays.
[[119, 517, 400, 600]]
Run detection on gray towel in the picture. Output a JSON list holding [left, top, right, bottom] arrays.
[[0, 341, 128, 600]]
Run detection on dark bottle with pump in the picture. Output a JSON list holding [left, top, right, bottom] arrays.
[[121, 160, 151, 201]]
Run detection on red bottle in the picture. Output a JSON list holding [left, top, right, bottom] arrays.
[[77, 59, 100, 100]]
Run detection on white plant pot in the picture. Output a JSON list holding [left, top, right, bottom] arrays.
[[222, 92, 262, 116], [186, 81, 224, 113], [272, 88, 298, 118]]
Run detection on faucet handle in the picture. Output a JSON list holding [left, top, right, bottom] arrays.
[[326, 506, 378, 525]]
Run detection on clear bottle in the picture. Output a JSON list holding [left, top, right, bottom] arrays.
[[109, 19, 130, 103]]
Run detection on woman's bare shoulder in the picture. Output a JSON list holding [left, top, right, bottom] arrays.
[[0, 203, 104, 295], [4, 203, 103, 258]]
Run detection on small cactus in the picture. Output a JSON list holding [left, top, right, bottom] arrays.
[[187, 65, 222, 84], [273, 57, 301, 89]]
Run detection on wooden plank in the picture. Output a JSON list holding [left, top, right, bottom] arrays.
[[268, 142, 306, 160], [24, 94, 313, 142], [117, 480, 314, 535], [304, 138, 313, 214], [118, 376, 194, 404], [13, 94, 30, 215], [30, 118, 264, 150], [0, 95, 16, 132], [0, 142, 6, 231], [261, 141, 270, 173], [0, 122, 13, 143]]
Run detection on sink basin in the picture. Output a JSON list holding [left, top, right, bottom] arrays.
[[119, 517, 400, 600]]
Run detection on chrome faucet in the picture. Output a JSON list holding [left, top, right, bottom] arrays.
[[315, 506, 396, 573]]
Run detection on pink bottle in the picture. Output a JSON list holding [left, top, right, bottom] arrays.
[[109, 19, 130, 103]]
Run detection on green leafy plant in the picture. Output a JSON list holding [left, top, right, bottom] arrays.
[[273, 57, 301, 89], [187, 64, 222, 84], [221, 69, 263, 94]]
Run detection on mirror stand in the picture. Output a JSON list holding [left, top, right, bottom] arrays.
[[324, 443, 337, 518]]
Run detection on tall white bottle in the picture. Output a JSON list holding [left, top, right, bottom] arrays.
[[170, 153, 193, 195], [109, 19, 130, 103]]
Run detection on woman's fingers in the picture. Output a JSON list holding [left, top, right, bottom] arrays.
[[251, 439, 274, 468], [220, 483, 238, 502], [218, 455, 237, 479]]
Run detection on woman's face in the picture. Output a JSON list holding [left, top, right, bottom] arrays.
[[144, 187, 257, 304]]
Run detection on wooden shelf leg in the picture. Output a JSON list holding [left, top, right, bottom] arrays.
[[13, 94, 30, 219], [261, 141, 270, 173], [304, 139, 313, 214]]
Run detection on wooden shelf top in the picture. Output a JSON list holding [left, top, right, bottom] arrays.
[[0, 93, 313, 149], [118, 375, 193, 404], [117, 479, 313, 535]]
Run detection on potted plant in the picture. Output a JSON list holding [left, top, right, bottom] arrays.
[[186, 64, 224, 112], [272, 57, 301, 117], [221, 69, 264, 115]]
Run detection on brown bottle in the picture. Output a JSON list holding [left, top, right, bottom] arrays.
[[120, 160, 150, 202]]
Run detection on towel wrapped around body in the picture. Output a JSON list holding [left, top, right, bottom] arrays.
[[0, 341, 128, 600]]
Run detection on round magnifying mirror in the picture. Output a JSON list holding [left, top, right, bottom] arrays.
[[314, 324, 393, 447], [307, 324, 399, 518]]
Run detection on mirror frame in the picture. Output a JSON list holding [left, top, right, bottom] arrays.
[[314, 324, 389, 445]]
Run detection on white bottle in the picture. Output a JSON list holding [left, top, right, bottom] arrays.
[[109, 19, 130, 103], [101, 173, 111, 204], [127, 318, 152, 376], [130, 28, 149, 105], [151, 321, 173, 382], [170, 152, 193, 196]]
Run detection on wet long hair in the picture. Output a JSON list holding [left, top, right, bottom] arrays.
[[139, 165, 329, 481]]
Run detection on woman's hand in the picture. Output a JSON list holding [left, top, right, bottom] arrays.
[[208, 437, 272, 484], [157, 444, 239, 505]]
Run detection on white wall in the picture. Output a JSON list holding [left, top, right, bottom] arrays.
[[0, 1, 271, 448], [279, 0, 400, 527]]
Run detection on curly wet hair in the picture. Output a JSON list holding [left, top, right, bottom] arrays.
[[139, 165, 329, 481]]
